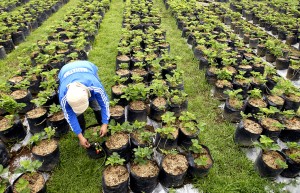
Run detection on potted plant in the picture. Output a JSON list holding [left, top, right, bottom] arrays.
[[0, 95, 26, 143], [111, 75, 128, 107], [121, 82, 149, 123], [130, 147, 159, 193], [29, 126, 60, 172], [177, 111, 202, 148], [257, 107, 284, 141], [223, 89, 245, 122], [232, 70, 251, 99], [280, 142, 300, 178], [244, 88, 267, 115], [84, 125, 106, 159], [155, 111, 178, 150], [104, 122, 132, 163], [159, 149, 188, 188], [109, 99, 125, 124], [254, 135, 288, 178], [26, 97, 48, 134], [234, 112, 263, 146], [278, 110, 300, 142], [13, 160, 46, 193], [214, 69, 233, 101], [286, 59, 300, 81], [47, 104, 69, 138], [102, 152, 129, 193], [130, 120, 154, 149], [167, 89, 188, 117], [149, 79, 169, 121], [187, 139, 213, 178]]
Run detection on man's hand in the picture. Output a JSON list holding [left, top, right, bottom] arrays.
[[99, 124, 108, 137], [78, 133, 90, 149]]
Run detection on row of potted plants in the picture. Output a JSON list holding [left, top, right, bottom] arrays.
[[214, 3, 300, 80], [164, 0, 300, 179], [98, 0, 213, 192], [0, 0, 70, 59], [0, 0, 30, 12], [228, 0, 300, 47], [0, 0, 112, 192]]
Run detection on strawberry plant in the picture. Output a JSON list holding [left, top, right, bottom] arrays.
[[161, 111, 176, 126], [156, 126, 177, 140], [0, 94, 26, 114], [49, 104, 62, 115], [15, 178, 30, 193], [133, 146, 153, 165], [253, 135, 280, 151], [105, 152, 125, 166], [15, 160, 42, 174]]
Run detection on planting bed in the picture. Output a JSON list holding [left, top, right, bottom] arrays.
[[0, 0, 300, 192]]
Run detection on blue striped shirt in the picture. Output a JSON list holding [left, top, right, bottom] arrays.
[[58, 60, 110, 135]]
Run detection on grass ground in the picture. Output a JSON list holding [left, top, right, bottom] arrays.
[[0, 0, 285, 192]]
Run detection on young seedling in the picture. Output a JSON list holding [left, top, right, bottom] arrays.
[[15, 178, 30, 193], [253, 135, 280, 151], [15, 160, 42, 174], [49, 104, 61, 115], [105, 152, 125, 166], [161, 111, 176, 126], [133, 146, 153, 165], [156, 126, 177, 140]]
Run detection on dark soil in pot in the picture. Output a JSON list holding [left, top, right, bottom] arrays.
[[105, 133, 131, 163], [234, 119, 263, 146], [255, 150, 286, 178], [130, 160, 159, 193], [187, 145, 213, 178], [47, 111, 69, 138], [159, 154, 188, 188], [109, 105, 125, 124], [127, 101, 148, 123], [32, 139, 60, 172], [26, 107, 48, 134], [149, 97, 167, 122], [102, 165, 129, 193], [279, 117, 300, 142], [116, 55, 130, 68], [13, 172, 46, 193], [280, 148, 300, 178], [223, 98, 244, 123]]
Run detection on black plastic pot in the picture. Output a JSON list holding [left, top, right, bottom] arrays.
[[187, 145, 213, 178], [234, 119, 262, 146], [111, 86, 129, 107], [0, 46, 6, 59], [168, 100, 188, 118], [0, 39, 14, 53], [199, 57, 209, 70], [244, 98, 267, 115], [286, 67, 300, 81], [265, 95, 284, 110], [105, 134, 131, 163], [11, 31, 25, 45], [155, 132, 178, 150], [213, 83, 232, 101], [223, 99, 243, 123], [159, 154, 188, 188], [260, 118, 281, 141], [178, 126, 200, 149], [13, 172, 46, 193], [0, 118, 26, 144], [265, 52, 276, 63], [32, 140, 60, 172], [26, 108, 48, 134], [12, 90, 34, 114], [282, 94, 300, 112], [110, 112, 125, 125], [275, 58, 289, 70], [205, 68, 217, 85], [130, 162, 159, 193], [127, 102, 148, 123], [0, 141, 10, 167], [280, 148, 300, 178], [102, 166, 129, 193], [86, 142, 106, 159], [257, 45, 266, 57], [149, 100, 167, 122], [254, 150, 286, 179], [278, 30, 287, 40], [249, 38, 259, 49], [47, 113, 69, 138], [279, 127, 300, 142]]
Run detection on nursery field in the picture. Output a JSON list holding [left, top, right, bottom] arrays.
[[0, 0, 299, 193]]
